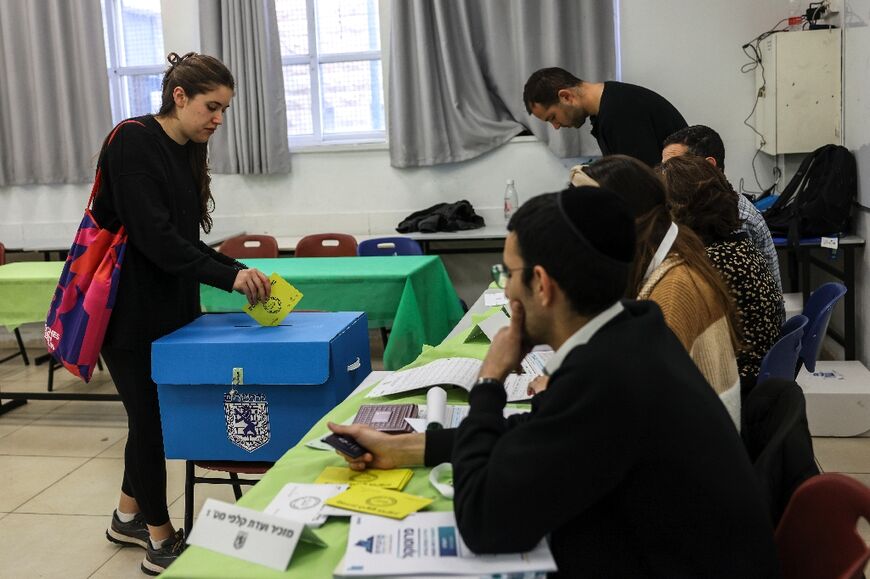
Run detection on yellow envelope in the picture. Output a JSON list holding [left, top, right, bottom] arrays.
[[315, 466, 413, 491], [243, 273, 303, 326], [325, 485, 432, 520]]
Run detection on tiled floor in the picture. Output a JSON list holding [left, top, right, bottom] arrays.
[[0, 333, 386, 578], [0, 339, 868, 577]]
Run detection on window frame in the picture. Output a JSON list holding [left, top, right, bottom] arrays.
[[280, 0, 386, 148], [102, 0, 165, 124]]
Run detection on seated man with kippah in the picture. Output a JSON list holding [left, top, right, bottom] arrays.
[[329, 187, 779, 577]]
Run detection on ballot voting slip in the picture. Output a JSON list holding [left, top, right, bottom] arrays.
[[315, 466, 414, 491], [366, 355, 551, 402], [243, 273, 303, 326], [326, 485, 433, 520], [335, 511, 557, 576]]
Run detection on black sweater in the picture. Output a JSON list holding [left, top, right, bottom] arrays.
[[591, 81, 687, 167], [451, 301, 780, 578], [92, 115, 241, 350]]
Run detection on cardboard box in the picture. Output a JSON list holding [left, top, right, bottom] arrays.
[[798, 361, 870, 437], [152, 312, 371, 461]]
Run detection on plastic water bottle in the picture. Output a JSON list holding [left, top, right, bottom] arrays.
[[504, 179, 519, 222]]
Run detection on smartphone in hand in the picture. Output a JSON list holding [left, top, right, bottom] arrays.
[[322, 433, 369, 459]]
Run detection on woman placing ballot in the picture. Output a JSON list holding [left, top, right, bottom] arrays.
[[330, 189, 778, 577], [93, 52, 270, 576]]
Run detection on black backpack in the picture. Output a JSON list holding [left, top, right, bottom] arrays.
[[763, 144, 857, 243]]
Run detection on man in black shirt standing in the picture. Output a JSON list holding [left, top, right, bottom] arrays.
[[523, 67, 687, 167]]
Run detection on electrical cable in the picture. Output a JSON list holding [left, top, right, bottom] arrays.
[[740, 17, 792, 193]]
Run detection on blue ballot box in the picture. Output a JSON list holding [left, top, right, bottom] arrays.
[[152, 311, 371, 461]]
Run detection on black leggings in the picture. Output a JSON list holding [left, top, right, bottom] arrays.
[[102, 346, 170, 527]]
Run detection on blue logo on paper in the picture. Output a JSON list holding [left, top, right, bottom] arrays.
[[438, 526, 458, 557], [224, 392, 271, 452], [356, 536, 375, 553]]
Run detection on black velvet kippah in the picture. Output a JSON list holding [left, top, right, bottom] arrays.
[[559, 186, 635, 264]]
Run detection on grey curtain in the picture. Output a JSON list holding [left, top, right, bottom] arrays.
[[389, 0, 615, 167], [200, 0, 290, 174], [0, 0, 112, 185]]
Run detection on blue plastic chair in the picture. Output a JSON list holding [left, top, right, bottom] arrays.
[[358, 237, 423, 256], [757, 315, 809, 385], [798, 282, 847, 374]]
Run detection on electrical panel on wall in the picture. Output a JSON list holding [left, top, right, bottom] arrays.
[[755, 28, 841, 155]]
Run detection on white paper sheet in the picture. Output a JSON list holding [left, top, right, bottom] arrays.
[[405, 405, 530, 432], [264, 483, 347, 528], [476, 310, 510, 340], [366, 357, 536, 402], [336, 512, 557, 576], [483, 291, 509, 306]]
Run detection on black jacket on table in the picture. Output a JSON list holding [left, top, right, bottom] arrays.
[[590, 81, 687, 167], [451, 300, 780, 578], [92, 115, 243, 350]]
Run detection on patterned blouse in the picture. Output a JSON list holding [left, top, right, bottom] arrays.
[[706, 233, 785, 379]]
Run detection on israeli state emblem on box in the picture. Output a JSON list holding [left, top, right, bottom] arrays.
[[224, 391, 271, 452]]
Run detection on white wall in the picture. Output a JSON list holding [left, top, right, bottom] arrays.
[[845, 0, 870, 364]]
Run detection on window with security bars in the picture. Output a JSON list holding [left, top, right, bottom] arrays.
[[101, 0, 165, 124], [276, 0, 385, 146]]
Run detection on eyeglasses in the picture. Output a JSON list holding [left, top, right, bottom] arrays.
[[491, 264, 532, 289]]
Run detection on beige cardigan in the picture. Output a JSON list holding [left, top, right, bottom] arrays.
[[639, 256, 741, 427]]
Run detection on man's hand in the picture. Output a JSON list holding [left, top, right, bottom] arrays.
[[327, 422, 425, 471], [478, 300, 532, 382], [527, 375, 550, 396], [233, 268, 271, 306]]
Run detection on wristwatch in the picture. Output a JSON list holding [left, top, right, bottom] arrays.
[[474, 377, 504, 389]]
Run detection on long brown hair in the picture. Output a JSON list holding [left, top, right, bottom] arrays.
[[582, 155, 742, 349], [657, 155, 741, 245], [157, 52, 234, 233]]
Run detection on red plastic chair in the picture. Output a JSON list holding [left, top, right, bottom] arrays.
[[218, 234, 279, 259], [775, 473, 870, 579], [295, 233, 358, 257]]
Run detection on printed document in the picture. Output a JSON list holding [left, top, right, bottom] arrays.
[[336, 511, 557, 576], [366, 357, 541, 402]]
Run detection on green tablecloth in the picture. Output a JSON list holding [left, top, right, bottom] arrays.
[[162, 312, 504, 579], [200, 256, 464, 370], [0, 262, 64, 331]]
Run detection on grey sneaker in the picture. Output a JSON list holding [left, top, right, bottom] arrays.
[[106, 510, 149, 549], [141, 528, 186, 576]]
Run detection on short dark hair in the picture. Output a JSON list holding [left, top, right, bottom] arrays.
[[658, 155, 741, 244], [507, 187, 634, 316], [663, 125, 726, 171], [523, 67, 583, 114]]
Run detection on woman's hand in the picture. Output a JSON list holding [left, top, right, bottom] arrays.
[[233, 268, 271, 306]]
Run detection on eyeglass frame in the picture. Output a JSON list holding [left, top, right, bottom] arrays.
[[491, 263, 533, 289]]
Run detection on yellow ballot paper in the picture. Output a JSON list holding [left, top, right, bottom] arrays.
[[243, 273, 303, 326], [315, 466, 413, 491], [325, 485, 432, 520]]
